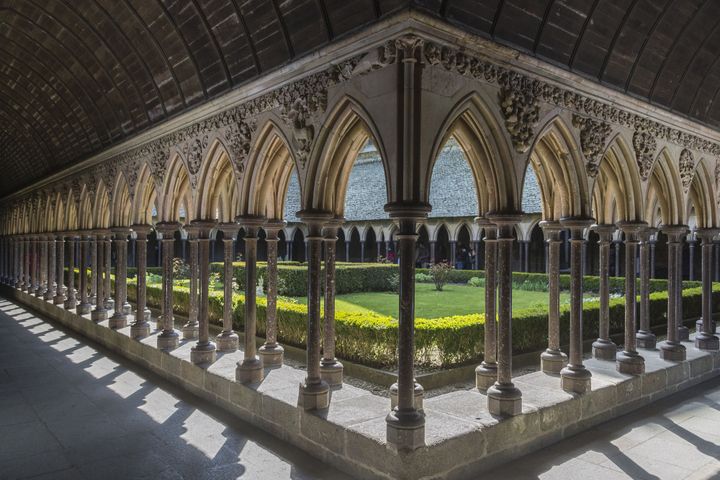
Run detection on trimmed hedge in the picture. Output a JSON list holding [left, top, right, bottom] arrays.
[[121, 271, 719, 369]]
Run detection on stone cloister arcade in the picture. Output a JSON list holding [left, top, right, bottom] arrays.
[[3, 20, 720, 478]]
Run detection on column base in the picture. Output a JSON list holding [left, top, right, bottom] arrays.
[[90, 309, 108, 322], [235, 357, 264, 383], [53, 294, 65, 305], [64, 299, 76, 310], [157, 330, 180, 351], [678, 326, 690, 341], [122, 303, 132, 315], [130, 322, 151, 340], [540, 349, 568, 374], [696, 318, 717, 334], [258, 343, 284, 367], [386, 409, 425, 452], [616, 350, 645, 374], [108, 313, 127, 329], [190, 342, 217, 365], [89, 294, 97, 305], [298, 380, 330, 410], [560, 365, 592, 394], [390, 382, 424, 411], [487, 383, 522, 416], [77, 302, 92, 315], [43, 290, 54, 301], [695, 332, 720, 351], [182, 322, 199, 340], [475, 362, 498, 391], [659, 341, 686, 361], [216, 331, 239, 352], [592, 339, 617, 361], [636, 330, 657, 349], [320, 360, 344, 386], [105, 298, 115, 310]]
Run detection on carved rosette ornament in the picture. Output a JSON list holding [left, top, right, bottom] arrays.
[[572, 115, 612, 177], [498, 73, 540, 153], [679, 149, 695, 194], [633, 130, 658, 181]]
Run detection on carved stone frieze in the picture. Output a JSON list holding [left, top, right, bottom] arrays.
[[633, 130, 658, 181], [572, 115, 612, 177], [224, 117, 255, 176], [679, 149, 696, 193]]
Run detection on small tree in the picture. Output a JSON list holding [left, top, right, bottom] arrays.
[[172, 258, 190, 279], [429, 261, 453, 291]]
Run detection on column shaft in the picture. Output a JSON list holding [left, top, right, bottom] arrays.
[[659, 226, 687, 361], [540, 221, 567, 373], [130, 226, 151, 339], [592, 225, 617, 360], [190, 221, 216, 365], [320, 223, 343, 385], [616, 223, 645, 374], [695, 230, 719, 350], [217, 224, 239, 353], [236, 220, 261, 379], [91, 233, 108, 321], [183, 234, 200, 339], [110, 230, 129, 328], [64, 235, 77, 309], [476, 221, 498, 388], [77, 235, 91, 314], [637, 228, 656, 348], [259, 222, 284, 366]]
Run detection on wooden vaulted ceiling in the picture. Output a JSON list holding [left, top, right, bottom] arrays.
[[2, 0, 720, 197]]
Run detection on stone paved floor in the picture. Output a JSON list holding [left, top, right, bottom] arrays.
[[0, 298, 351, 480], [485, 375, 720, 479]]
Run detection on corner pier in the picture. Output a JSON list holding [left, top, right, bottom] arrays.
[[5, 286, 719, 480]]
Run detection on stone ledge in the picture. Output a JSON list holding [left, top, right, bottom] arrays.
[[4, 287, 720, 480]]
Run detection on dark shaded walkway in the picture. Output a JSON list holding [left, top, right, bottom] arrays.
[[0, 298, 351, 480]]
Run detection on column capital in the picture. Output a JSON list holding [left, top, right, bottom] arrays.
[[560, 217, 594, 239], [187, 219, 216, 239], [131, 224, 153, 240], [323, 217, 343, 240], [540, 220, 563, 241], [661, 224, 688, 242], [236, 215, 265, 237], [111, 226, 131, 239], [488, 213, 523, 239], [590, 223, 616, 242], [384, 203, 430, 221], [155, 221, 181, 238], [616, 221, 647, 242], [297, 210, 332, 238], [695, 228, 720, 242], [217, 222, 239, 240], [93, 228, 112, 240], [640, 226, 658, 242], [264, 219, 286, 240]]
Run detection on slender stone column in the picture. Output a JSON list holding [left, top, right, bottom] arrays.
[[344, 241, 350, 262], [77, 233, 92, 315], [286, 241, 292, 261], [156, 222, 180, 350], [320, 219, 344, 386], [695, 228, 719, 350], [234, 217, 263, 378], [28, 236, 37, 294], [296, 211, 332, 409], [54, 234, 66, 304], [688, 235, 696, 281], [613, 240, 621, 277], [715, 241, 720, 283], [64, 233, 77, 310], [450, 240, 456, 266], [183, 229, 200, 339], [616, 222, 645, 374], [474, 240, 481, 270], [385, 207, 426, 450], [189, 220, 217, 365], [89, 233, 98, 305], [110, 228, 130, 328], [676, 232, 690, 342], [476, 218, 499, 389], [429, 241, 436, 264], [36, 235, 47, 297], [540, 221, 568, 372], [360, 240, 365, 262], [104, 237, 113, 310], [637, 228, 657, 348], [649, 239, 656, 278], [14, 237, 21, 288], [217, 223, 239, 352], [259, 220, 285, 366], [659, 225, 687, 361], [91, 231, 109, 321], [44, 234, 56, 301], [24, 236, 31, 291], [130, 225, 152, 339], [560, 218, 593, 394], [485, 214, 523, 415], [591, 224, 618, 360]]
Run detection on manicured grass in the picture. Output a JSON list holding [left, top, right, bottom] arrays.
[[290, 282, 570, 319]]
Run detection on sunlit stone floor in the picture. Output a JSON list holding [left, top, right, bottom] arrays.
[[485, 375, 720, 479], [0, 299, 350, 480]]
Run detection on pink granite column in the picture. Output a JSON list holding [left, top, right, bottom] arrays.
[[183, 228, 200, 339], [320, 219, 343, 386], [591, 224, 617, 360], [660, 225, 687, 361], [130, 225, 152, 339], [64, 233, 77, 309], [259, 220, 285, 366], [540, 220, 568, 372], [109, 228, 130, 328], [637, 227, 657, 348], [616, 222, 645, 374], [189, 220, 217, 365], [54, 234, 66, 304], [156, 222, 180, 350], [91, 231, 109, 321], [217, 223, 239, 352], [476, 218, 499, 388], [77, 233, 92, 315], [695, 228, 719, 350], [560, 218, 593, 394], [235, 217, 264, 380]]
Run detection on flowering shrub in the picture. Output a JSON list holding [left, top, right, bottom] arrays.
[[429, 261, 453, 291]]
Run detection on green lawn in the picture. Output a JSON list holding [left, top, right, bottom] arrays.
[[290, 282, 569, 318]]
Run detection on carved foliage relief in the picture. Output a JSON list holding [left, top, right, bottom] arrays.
[[679, 149, 695, 194]]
